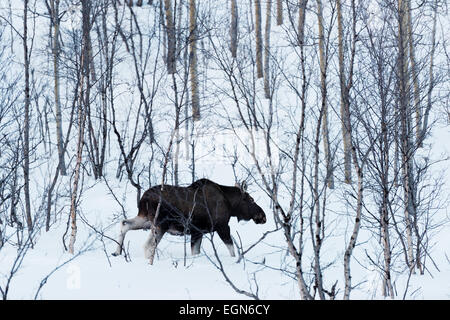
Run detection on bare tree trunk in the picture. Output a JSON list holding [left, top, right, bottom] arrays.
[[86, 16, 103, 179], [381, 195, 395, 298], [381, 112, 395, 298], [398, 0, 416, 274], [263, 0, 272, 99], [247, 129, 312, 300], [342, 0, 360, 299], [343, 159, 362, 299], [50, 0, 67, 176], [23, 0, 32, 233], [174, 127, 180, 186], [46, 75, 78, 232], [298, 0, 308, 46], [294, 2, 309, 299], [164, 0, 176, 74], [337, 0, 352, 184], [382, 103, 394, 297], [419, 0, 437, 147], [276, 0, 283, 25], [184, 36, 191, 161], [97, 5, 111, 175], [254, 0, 263, 78], [69, 0, 91, 254], [312, 112, 326, 300], [189, 0, 200, 121], [406, 0, 421, 144], [9, 160, 21, 229], [176, 0, 183, 59], [316, 0, 333, 189], [230, 0, 238, 58]]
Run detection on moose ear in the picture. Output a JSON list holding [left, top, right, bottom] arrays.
[[235, 181, 247, 193]]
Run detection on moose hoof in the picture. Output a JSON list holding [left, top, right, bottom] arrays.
[[111, 252, 119, 257]]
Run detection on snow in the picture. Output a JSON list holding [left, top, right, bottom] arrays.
[[1, 1, 449, 301], [2, 153, 448, 300]]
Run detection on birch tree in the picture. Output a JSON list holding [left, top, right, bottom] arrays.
[[164, 0, 176, 74], [69, 0, 91, 254], [190, 0, 200, 120], [419, 0, 438, 145], [23, 0, 32, 233], [357, 22, 396, 298], [230, 0, 238, 58], [339, 0, 362, 299], [47, 0, 67, 176], [337, 0, 352, 184], [316, 0, 333, 189], [398, 0, 416, 274], [264, 0, 272, 99], [298, 0, 308, 46], [406, 0, 421, 143], [254, 0, 263, 78], [276, 0, 283, 25]]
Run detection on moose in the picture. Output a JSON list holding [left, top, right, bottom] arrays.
[[112, 178, 266, 264]]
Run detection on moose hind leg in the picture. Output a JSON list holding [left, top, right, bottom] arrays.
[[144, 226, 165, 264], [216, 225, 235, 257]]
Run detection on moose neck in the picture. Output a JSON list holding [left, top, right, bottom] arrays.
[[220, 186, 243, 215]]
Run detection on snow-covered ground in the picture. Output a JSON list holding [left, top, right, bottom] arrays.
[[2, 126, 449, 300], [0, 1, 449, 301]]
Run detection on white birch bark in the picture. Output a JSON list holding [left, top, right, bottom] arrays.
[[164, 0, 176, 74], [230, 0, 238, 58], [420, 0, 437, 146], [189, 0, 200, 121], [337, 0, 352, 184], [406, 0, 421, 144], [398, 0, 416, 274], [23, 0, 32, 233], [298, 0, 308, 45], [316, 0, 333, 189], [276, 0, 283, 26], [69, 0, 90, 254], [50, 0, 66, 176], [264, 0, 272, 99], [254, 0, 263, 78]]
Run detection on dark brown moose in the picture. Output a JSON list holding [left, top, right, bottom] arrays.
[[112, 179, 266, 264]]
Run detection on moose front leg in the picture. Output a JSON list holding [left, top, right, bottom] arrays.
[[191, 231, 203, 255], [216, 225, 235, 257], [112, 216, 150, 256]]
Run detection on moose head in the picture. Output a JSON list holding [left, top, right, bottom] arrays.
[[234, 181, 267, 224]]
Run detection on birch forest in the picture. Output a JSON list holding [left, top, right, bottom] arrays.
[[0, 0, 449, 300]]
